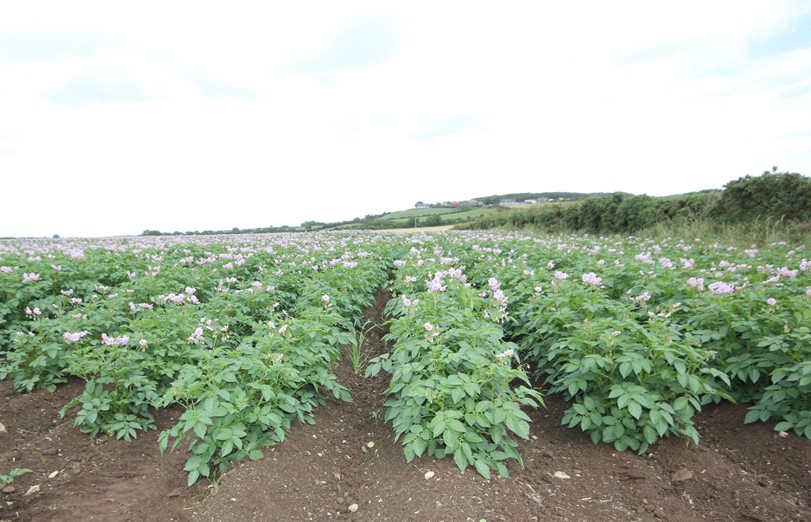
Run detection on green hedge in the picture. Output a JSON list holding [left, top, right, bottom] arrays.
[[465, 171, 810, 235]]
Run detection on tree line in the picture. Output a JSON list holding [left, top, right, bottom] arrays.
[[465, 170, 811, 236]]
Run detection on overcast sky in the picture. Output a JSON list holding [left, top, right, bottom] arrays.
[[1, 1, 810, 237]]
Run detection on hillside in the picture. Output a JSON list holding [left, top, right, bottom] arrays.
[[473, 191, 603, 205], [141, 192, 610, 236], [139, 171, 811, 238]]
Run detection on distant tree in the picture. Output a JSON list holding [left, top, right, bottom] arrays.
[[141, 229, 162, 236], [52, 234, 60, 238], [415, 201, 424, 207], [425, 215, 443, 227], [716, 170, 811, 222]]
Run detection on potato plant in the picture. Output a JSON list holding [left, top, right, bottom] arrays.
[[1, 230, 809, 487]]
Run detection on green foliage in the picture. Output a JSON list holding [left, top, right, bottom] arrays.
[[0, 467, 32, 488], [715, 170, 811, 223], [3, 321, 72, 392], [158, 312, 352, 485], [346, 320, 378, 375], [0, 233, 388, 485], [368, 252, 544, 478], [467, 191, 724, 235], [473, 192, 592, 206], [1, 229, 809, 488], [464, 231, 811, 447], [61, 379, 156, 440], [519, 292, 727, 453], [465, 170, 811, 241]]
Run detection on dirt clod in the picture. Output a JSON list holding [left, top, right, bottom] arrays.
[[672, 468, 694, 482]]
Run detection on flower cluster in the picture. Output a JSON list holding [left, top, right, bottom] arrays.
[[632, 292, 651, 304], [778, 267, 798, 278], [484, 277, 508, 320], [426, 272, 447, 293], [496, 348, 514, 362], [581, 272, 603, 286], [187, 327, 204, 343], [162, 287, 199, 305], [635, 253, 654, 265], [101, 333, 130, 346], [446, 267, 466, 282], [63, 331, 88, 342], [401, 294, 419, 307], [708, 281, 735, 295], [129, 302, 153, 313], [23, 272, 41, 282], [686, 277, 705, 291], [659, 258, 675, 269], [423, 321, 439, 340]]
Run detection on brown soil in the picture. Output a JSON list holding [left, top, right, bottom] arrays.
[[2, 291, 809, 522]]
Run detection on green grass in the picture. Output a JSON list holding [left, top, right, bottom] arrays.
[[377, 207, 494, 221], [378, 208, 456, 220], [326, 206, 502, 231], [639, 218, 811, 247]]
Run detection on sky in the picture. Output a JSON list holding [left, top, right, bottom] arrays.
[[1, 1, 811, 237]]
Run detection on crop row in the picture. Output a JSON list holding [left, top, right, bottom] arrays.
[[0, 234, 390, 483], [1, 231, 809, 483], [366, 239, 542, 478], [459, 234, 811, 445]]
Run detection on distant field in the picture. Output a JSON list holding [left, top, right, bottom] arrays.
[[325, 206, 501, 231], [378, 207, 461, 220], [385, 224, 455, 233], [379, 206, 496, 222]]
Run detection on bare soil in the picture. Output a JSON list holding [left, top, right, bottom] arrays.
[[2, 291, 809, 521]]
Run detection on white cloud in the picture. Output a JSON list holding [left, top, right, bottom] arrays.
[[0, 1, 809, 236]]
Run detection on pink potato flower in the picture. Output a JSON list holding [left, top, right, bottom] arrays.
[[708, 281, 735, 294], [581, 272, 602, 286], [64, 331, 88, 342]]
